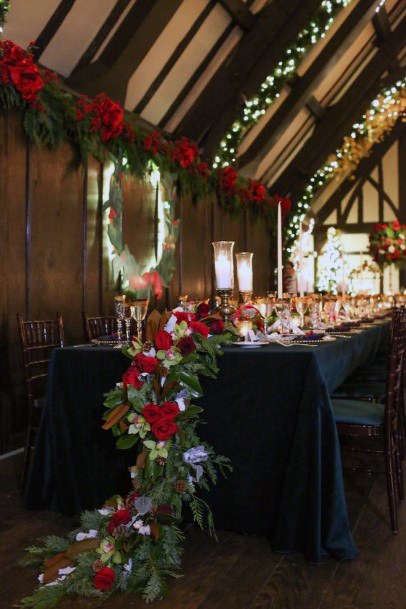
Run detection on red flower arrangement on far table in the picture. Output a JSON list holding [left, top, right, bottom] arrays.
[[369, 221, 406, 268]]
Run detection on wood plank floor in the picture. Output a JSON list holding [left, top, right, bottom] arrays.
[[1, 454, 405, 609]]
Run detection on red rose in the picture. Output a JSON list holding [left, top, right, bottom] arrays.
[[174, 311, 196, 324], [122, 365, 143, 389], [151, 418, 178, 441], [218, 166, 238, 195], [134, 353, 158, 374], [196, 302, 211, 318], [94, 567, 116, 591], [107, 509, 132, 534], [8, 62, 43, 101], [392, 220, 400, 230], [155, 330, 172, 351], [189, 321, 209, 338], [209, 319, 224, 335], [177, 336, 196, 356], [161, 401, 180, 419], [142, 403, 162, 424]]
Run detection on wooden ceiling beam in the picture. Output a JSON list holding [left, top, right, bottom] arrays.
[[237, 0, 382, 171], [174, 0, 321, 148], [217, 0, 257, 31], [33, 0, 76, 61], [67, 0, 182, 102], [268, 18, 405, 201], [316, 122, 403, 225]]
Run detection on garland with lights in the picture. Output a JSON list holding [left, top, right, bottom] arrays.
[[213, 0, 352, 169], [285, 79, 406, 256]]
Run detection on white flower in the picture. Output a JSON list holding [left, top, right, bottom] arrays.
[[123, 558, 133, 574], [58, 566, 76, 576], [379, 249, 385, 254], [401, 244, 405, 250], [38, 574, 44, 584], [98, 507, 113, 516], [143, 347, 156, 357], [164, 314, 177, 333], [176, 396, 186, 411], [133, 520, 151, 535], [75, 529, 98, 541], [388, 245, 395, 253], [116, 382, 123, 388], [399, 233, 405, 240]]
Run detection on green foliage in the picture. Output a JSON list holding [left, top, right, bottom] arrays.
[[17, 583, 68, 609]]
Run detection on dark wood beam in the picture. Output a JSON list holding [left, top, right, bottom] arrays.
[[372, 6, 392, 42], [175, 0, 321, 149], [217, 0, 257, 31], [306, 95, 325, 120], [134, 2, 215, 114], [238, 0, 382, 171], [316, 122, 403, 225], [269, 19, 405, 201], [33, 0, 76, 61], [157, 0, 257, 130], [70, 0, 132, 76], [67, 0, 182, 102]]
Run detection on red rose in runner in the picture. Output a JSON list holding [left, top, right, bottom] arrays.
[[134, 353, 158, 374], [151, 418, 178, 441], [189, 321, 209, 338], [94, 567, 116, 591], [107, 509, 132, 534], [160, 401, 180, 419], [155, 330, 173, 351], [122, 365, 143, 390], [177, 336, 196, 356], [142, 403, 162, 424]]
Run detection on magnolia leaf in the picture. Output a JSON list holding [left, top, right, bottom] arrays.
[[116, 434, 138, 450], [177, 371, 203, 397], [134, 496, 153, 515]]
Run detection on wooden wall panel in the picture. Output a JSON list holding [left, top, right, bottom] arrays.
[[247, 219, 272, 295], [29, 143, 84, 345], [0, 111, 28, 451], [85, 158, 104, 319]]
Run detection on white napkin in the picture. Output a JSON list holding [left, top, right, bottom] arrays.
[[268, 320, 305, 335]]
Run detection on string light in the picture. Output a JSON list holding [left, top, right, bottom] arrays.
[[0, 0, 9, 30], [286, 79, 405, 255], [213, 0, 352, 168]]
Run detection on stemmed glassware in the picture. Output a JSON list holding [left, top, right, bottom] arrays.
[[130, 299, 149, 339], [274, 295, 292, 336], [294, 297, 307, 329], [124, 304, 132, 343], [114, 295, 126, 348]]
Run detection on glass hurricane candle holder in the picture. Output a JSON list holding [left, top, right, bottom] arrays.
[[236, 251, 253, 304], [212, 241, 235, 323]]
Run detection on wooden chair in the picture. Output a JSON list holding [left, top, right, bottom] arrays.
[[332, 307, 406, 533], [82, 312, 116, 342], [17, 313, 65, 491]]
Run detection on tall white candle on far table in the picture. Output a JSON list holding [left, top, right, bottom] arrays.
[[277, 202, 283, 298]]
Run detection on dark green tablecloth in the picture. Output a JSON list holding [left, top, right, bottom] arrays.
[[25, 322, 389, 563]]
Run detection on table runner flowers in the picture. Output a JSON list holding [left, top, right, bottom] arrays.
[[19, 310, 234, 607]]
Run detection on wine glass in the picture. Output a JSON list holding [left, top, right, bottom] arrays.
[[130, 299, 149, 339], [274, 296, 291, 336], [294, 297, 307, 329], [124, 304, 132, 343], [114, 295, 126, 348]]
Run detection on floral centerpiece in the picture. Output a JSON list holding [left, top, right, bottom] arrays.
[[369, 221, 406, 268], [19, 310, 235, 607]]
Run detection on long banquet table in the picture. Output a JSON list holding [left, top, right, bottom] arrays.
[[25, 321, 390, 563]]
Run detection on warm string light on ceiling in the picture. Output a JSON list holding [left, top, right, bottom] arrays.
[[286, 80, 406, 256], [0, 0, 10, 32], [212, 0, 353, 170]]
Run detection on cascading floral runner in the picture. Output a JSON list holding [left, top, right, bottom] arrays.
[[19, 308, 235, 607]]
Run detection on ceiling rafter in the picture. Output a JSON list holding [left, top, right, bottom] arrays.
[[67, 0, 182, 102], [237, 0, 382, 173], [268, 18, 405, 201], [217, 0, 257, 31], [33, 0, 76, 61], [314, 122, 403, 225], [174, 0, 321, 150]]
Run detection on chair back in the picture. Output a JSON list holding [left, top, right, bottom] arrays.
[[82, 312, 116, 341], [17, 313, 65, 407], [385, 307, 406, 445]]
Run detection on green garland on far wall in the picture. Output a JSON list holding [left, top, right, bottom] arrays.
[[0, 0, 10, 30]]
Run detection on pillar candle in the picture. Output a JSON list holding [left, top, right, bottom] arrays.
[[277, 202, 283, 298]]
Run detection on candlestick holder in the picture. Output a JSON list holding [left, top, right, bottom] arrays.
[[216, 289, 236, 324], [238, 291, 253, 305]]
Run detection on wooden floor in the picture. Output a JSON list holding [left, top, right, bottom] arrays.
[[1, 454, 405, 609]]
